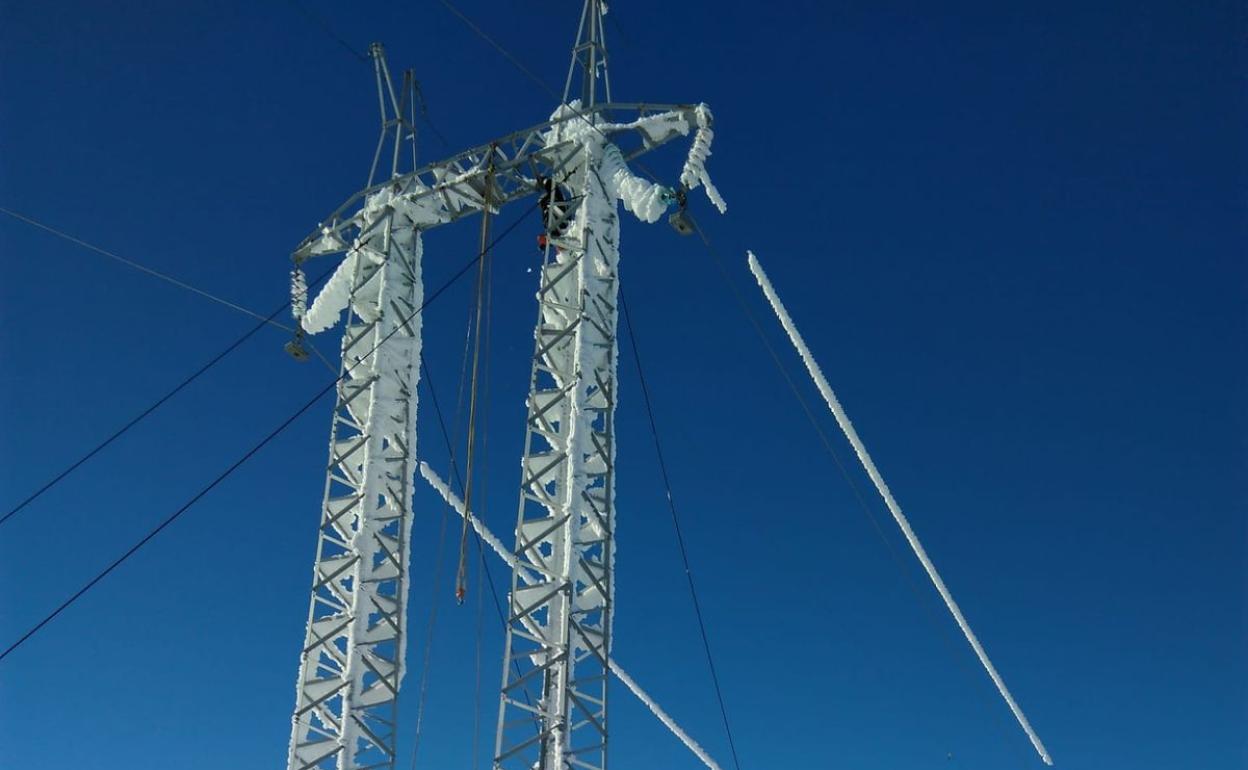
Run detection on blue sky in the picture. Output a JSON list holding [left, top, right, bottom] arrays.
[[1, 1, 1244, 769]]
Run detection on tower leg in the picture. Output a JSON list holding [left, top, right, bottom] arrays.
[[289, 192, 424, 770], [495, 140, 619, 770]]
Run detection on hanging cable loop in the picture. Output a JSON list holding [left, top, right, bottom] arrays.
[[456, 156, 497, 605]]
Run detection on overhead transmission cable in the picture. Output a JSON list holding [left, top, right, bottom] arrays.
[[619, 292, 744, 770], [434, 0, 554, 99], [690, 220, 1033, 769], [433, 0, 664, 187], [747, 252, 1053, 766], [411, 356, 544, 770], [469, 214, 497, 770], [455, 167, 495, 605], [408, 259, 486, 770], [0, 247, 336, 530], [0, 208, 304, 336], [281, 0, 369, 61], [407, 340, 475, 770], [278, 2, 450, 148], [429, 6, 743, 762], [0, 201, 539, 663]]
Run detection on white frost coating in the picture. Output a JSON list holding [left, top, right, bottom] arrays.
[[679, 105, 727, 214], [290, 186, 425, 768], [303, 186, 447, 336], [301, 250, 357, 334], [544, 101, 725, 216], [290, 267, 307, 320], [419, 461, 724, 770], [609, 662, 723, 770], [419, 462, 517, 571], [601, 144, 671, 224], [395, 219, 423, 689], [309, 226, 348, 257], [747, 251, 1054, 767]]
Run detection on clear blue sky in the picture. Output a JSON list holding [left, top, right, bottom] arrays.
[[1, 1, 1243, 769]]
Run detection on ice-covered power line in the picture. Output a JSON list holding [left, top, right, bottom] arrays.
[[746, 251, 1054, 766], [419, 461, 726, 770], [419, 463, 515, 572], [608, 662, 725, 770]]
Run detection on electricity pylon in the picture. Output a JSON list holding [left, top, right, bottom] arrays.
[[286, 5, 724, 769]]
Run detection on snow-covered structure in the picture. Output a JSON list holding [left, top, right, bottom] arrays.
[[284, 9, 726, 768]]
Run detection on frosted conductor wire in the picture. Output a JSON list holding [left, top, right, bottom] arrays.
[[746, 251, 1054, 766], [419, 461, 726, 770], [608, 662, 723, 770]]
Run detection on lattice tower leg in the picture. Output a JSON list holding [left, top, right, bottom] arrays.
[[289, 199, 424, 770], [494, 139, 619, 770]]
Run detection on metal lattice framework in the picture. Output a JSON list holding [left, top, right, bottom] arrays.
[[292, 104, 701, 264], [494, 138, 619, 770], [287, 45, 427, 770], [287, 7, 723, 768], [288, 201, 423, 770]]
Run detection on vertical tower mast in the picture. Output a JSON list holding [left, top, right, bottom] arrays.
[[562, 0, 610, 107], [288, 46, 426, 770], [495, 6, 618, 770]]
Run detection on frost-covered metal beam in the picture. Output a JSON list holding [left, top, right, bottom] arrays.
[[747, 251, 1054, 766], [292, 102, 717, 262], [287, 191, 425, 770], [419, 462, 724, 770], [286, 44, 433, 770], [495, 136, 620, 770]]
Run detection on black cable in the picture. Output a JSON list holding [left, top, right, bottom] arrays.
[[0, 266, 334, 530], [432, 0, 666, 187], [619, 291, 744, 770], [0, 202, 539, 663], [278, 0, 452, 150], [434, 0, 556, 100], [0, 207, 303, 334], [0, 370, 334, 663], [282, 0, 369, 62]]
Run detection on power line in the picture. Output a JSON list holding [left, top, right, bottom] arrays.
[[0, 207, 298, 335], [0, 265, 334, 530], [281, 0, 369, 62], [274, 1, 453, 152], [0, 367, 332, 663], [0, 201, 538, 663], [432, 0, 665, 187], [691, 220, 1031, 769], [619, 291, 744, 770], [434, 0, 557, 100]]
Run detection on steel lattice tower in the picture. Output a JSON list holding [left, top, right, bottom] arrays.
[[286, 46, 428, 770], [286, 6, 725, 769], [493, 136, 620, 770]]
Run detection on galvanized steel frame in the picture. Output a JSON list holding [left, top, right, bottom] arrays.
[[287, 35, 709, 770], [494, 139, 619, 770]]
